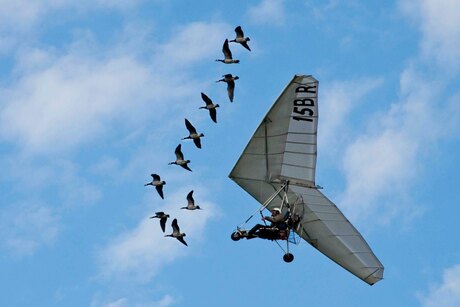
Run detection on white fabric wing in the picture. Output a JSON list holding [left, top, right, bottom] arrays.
[[229, 75, 384, 285]]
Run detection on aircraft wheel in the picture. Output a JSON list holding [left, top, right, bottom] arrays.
[[231, 231, 241, 241], [283, 253, 294, 263]]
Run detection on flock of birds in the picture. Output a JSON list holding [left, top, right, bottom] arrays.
[[144, 26, 251, 246]]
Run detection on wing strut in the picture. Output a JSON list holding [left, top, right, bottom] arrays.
[[238, 181, 288, 228]]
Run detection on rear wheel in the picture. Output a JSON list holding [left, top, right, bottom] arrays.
[[283, 253, 294, 263], [231, 231, 241, 241]]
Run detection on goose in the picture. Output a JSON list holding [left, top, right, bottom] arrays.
[[215, 39, 240, 64], [149, 211, 170, 232], [165, 218, 188, 246], [168, 144, 192, 172], [144, 174, 166, 199], [181, 190, 201, 210], [216, 74, 239, 102], [199, 92, 219, 123], [182, 119, 204, 149], [230, 26, 251, 51]]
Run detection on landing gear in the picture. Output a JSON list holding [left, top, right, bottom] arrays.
[[283, 253, 294, 263], [231, 230, 257, 241], [231, 231, 241, 241]]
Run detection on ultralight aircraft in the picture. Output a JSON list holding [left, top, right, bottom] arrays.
[[228, 75, 384, 285]]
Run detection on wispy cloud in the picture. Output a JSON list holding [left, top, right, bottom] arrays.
[[0, 1, 149, 57], [338, 65, 459, 224], [1, 52, 157, 154], [0, 20, 229, 155], [400, 0, 460, 72], [0, 19, 227, 261], [0, 0, 64, 30], [319, 77, 384, 155], [103, 298, 129, 307], [0, 201, 61, 258], [155, 21, 232, 69], [0, 0, 145, 30], [335, 1, 460, 224], [247, 0, 286, 26], [0, 155, 100, 257], [96, 186, 219, 283], [418, 264, 460, 307], [93, 294, 177, 307]]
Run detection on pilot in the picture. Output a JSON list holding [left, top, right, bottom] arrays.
[[247, 207, 287, 239]]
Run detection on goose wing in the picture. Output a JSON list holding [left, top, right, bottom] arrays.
[[209, 108, 217, 123], [241, 41, 251, 51], [181, 163, 192, 172], [155, 185, 164, 199], [227, 80, 235, 102], [177, 236, 188, 246], [171, 218, 180, 234], [159, 215, 168, 232], [151, 174, 161, 181], [185, 118, 197, 134], [186, 190, 194, 206], [174, 144, 184, 160], [222, 39, 233, 59], [235, 26, 244, 38], [193, 137, 202, 149], [201, 92, 213, 106]]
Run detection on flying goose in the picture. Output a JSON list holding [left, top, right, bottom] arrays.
[[199, 92, 219, 123], [165, 218, 188, 246], [182, 119, 204, 149], [215, 39, 240, 64], [168, 144, 192, 172], [144, 174, 166, 199], [181, 190, 201, 210], [216, 74, 239, 102], [230, 26, 251, 51], [149, 211, 170, 232]]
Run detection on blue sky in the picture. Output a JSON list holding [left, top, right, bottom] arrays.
[[1, 0, 460, 306]]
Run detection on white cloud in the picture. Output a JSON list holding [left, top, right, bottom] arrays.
[[103, 298, 128, 307], [0, 155, 102, 210], [96, 186, 218, 282], [0, 1, 148, 57], [0, 0, 144, 30], [419, 264, 460, 307], [335, 1, 460, 224], [247, 0, 286, 26], [0, 202, 61, 257], [0, 20, 229, 155], [0, 0, 62, 30], [400, 0, 460, 72], [154, 295, 176, 307], [337, 66, 460, 223], [340, 129, 418, 221], [155, 21, 232, 69], [319, 77, 383, 154], [94, 294, 177, 307], [0, 52, 155, 153], [92, 0, 145, 10], [0, 19, 227, 262]]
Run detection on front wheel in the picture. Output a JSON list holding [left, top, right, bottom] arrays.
[[283, 253, 294, 263], [231, 231, 241, 241]]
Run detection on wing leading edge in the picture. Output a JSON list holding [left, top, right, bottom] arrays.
[[229, 75, 384, 285]]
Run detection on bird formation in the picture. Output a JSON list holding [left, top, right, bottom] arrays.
[[145, 26, 251, 246]]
